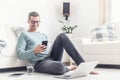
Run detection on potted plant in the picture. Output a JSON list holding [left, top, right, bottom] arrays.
[[59, 20, 77, 34]]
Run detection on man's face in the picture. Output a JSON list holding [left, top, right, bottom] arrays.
[[28, 16, 40, 31]]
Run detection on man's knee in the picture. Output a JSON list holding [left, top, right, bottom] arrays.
[[56, 63, 67, 74], [50, 62, 66, 75], [57, 33, 67, 39], [58, 33, 66, 37]]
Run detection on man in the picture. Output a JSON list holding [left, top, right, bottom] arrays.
[[16, 11, 85, 75]]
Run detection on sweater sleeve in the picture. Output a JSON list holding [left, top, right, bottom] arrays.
[[16, 32, 36, 60]]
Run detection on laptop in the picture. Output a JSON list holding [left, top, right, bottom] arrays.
[[54, 61, 98, 79]]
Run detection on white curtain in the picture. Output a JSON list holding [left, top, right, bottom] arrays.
[[98, 0, 111, 25]]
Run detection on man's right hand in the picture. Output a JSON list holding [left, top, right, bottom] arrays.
[[34, 44, 46, 54]]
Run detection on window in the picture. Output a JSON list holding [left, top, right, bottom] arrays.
[[111, 0, 120, 22]]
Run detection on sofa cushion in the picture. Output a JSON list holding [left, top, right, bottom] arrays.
[[91, 25, 117, 42], [0, 40, 6, 53], [2, 25, 18, 56], [12, 27, 26, 37], [104, 22, 120, 40], [83, 40, 120, 55]]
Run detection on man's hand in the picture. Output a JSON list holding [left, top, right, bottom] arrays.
[[34, 44, 47, 54]]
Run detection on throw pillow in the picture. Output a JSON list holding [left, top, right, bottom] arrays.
[[91, 25, 117, 42], [0, 40, 6, 53], [12, 27, 25, 37]]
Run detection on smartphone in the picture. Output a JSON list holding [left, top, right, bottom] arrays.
[[42, 41, 48, 46]]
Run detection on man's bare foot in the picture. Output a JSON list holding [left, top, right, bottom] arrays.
[[66, 65, 77, 70], [90, 71, 98, 75]]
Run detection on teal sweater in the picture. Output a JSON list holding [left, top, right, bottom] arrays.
[[16, 31, 49, 64]]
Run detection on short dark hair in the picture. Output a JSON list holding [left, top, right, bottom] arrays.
[[28, 11, 39, 20]]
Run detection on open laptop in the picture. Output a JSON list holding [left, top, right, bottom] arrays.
[[54, 61, 98, 79]]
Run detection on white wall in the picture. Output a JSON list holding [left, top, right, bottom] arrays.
[[0, 0, 99, 41]]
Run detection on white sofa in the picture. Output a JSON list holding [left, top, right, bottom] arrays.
[[72, 22, 120, 65], [79, 38, 120, 65], [0, 25, 28, 69]]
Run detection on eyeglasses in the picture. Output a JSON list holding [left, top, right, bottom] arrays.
[[30, 20, 40, 24]]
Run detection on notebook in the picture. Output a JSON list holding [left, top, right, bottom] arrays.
[[54, 61, 98, 79]]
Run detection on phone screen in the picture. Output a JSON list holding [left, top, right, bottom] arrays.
[[42, 41, 48, 46]]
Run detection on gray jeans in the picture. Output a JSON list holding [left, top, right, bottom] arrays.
[[34, 33, 84, 75]]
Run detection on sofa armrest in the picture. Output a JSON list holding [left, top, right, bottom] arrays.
[[71, 38, 83, 53], [80, 38, 91, 44]]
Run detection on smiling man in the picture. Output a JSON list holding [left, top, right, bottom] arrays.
[[16, 11, 85, 75]]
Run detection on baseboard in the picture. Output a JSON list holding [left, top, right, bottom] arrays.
[[64, 62, 120, 69], [96, 64, 120, 69], [0, 66, 26, 72], [0, 64, 119, 72]]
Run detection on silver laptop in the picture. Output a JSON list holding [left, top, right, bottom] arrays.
[[54, 61, 98, 79]]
